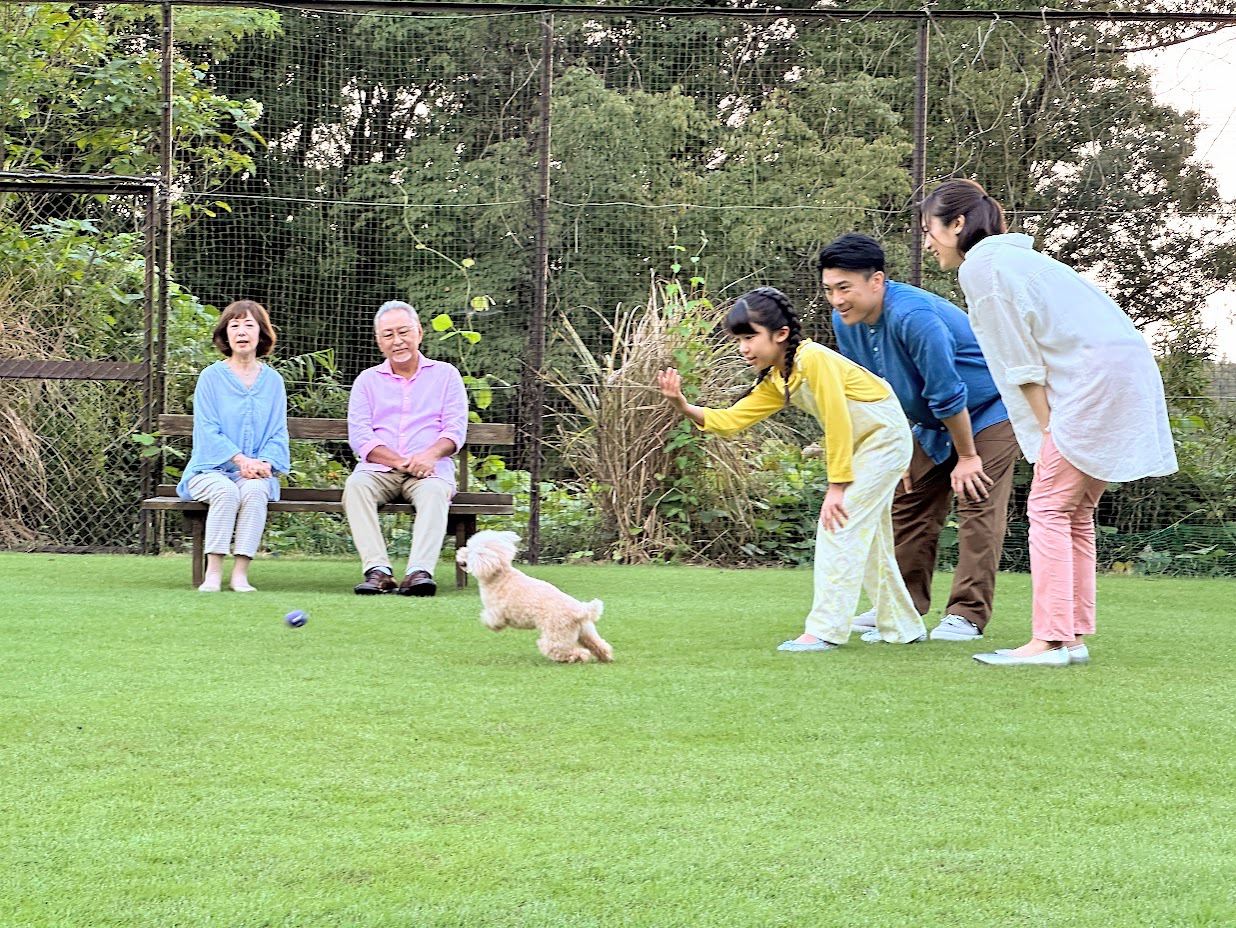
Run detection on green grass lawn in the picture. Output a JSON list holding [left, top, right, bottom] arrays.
[[1, 552, 1234, 927]]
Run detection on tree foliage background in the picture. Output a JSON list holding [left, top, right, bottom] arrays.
[[2, 0, 1235, 567]]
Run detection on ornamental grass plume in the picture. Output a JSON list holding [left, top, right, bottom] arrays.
[[545, 271, 777, 564]]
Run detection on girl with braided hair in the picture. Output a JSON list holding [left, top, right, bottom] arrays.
[[656, 286, 927, 651]]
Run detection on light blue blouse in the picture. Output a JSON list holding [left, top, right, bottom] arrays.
[[176, 360, 291, 501]]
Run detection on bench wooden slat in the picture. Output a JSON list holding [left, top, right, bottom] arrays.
[[151, 486, 510, 508], [142, 495, 513, 513], [157, 414, 515, 445], [141, 497, 206, 511]]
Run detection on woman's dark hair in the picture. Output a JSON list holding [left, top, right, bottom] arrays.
[[816, 232, 885, 276], [724, 286, 802, 407], [920, 178, 1007, 255], [212, 299, 276, 357]]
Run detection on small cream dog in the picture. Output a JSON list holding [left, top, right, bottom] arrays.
[[456, 530, 613, 663]]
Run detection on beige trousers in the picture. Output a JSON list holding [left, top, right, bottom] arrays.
[[342, 469, 451, 577]]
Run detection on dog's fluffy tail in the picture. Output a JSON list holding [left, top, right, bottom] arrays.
[[585, 599, 604, 622]]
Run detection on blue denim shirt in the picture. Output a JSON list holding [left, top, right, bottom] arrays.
[[832, 280, 1008, 464], [176, 360, 290, 500]]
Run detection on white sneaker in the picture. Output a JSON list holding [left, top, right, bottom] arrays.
[[850, 607, 877, 631], [929, 614, 982, 641]]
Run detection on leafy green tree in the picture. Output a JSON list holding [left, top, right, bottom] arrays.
[[0, 5, 272, 188], [920, 14, 1233, 353]]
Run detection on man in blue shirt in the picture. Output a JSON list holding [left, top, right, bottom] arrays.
[[819, 233, 1020, 641]]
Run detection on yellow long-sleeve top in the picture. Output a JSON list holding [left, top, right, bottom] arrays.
[[701, 340, 892, 484]]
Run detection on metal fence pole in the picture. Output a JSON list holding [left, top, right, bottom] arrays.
[[526, 13, 553, 564], [150, 1, 175, 554], [140, 186, 158, 552], [158, 1, 173, 410], [908, 17, 929, 287]]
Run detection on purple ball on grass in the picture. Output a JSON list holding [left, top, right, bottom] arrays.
[[285, 610, 308, 628]]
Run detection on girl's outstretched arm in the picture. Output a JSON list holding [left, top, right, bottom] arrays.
[[656, 368, 706, 428]]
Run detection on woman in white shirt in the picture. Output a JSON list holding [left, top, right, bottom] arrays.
[[920, 179, 1177, 666]]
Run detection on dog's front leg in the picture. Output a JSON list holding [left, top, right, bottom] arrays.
[[480, 608, 506, 631]]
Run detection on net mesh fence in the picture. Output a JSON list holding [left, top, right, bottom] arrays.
[[0, 188, 153, 551], [3, 2, 1236, 575]]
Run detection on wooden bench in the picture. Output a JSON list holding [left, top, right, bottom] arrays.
[[140, 414, 516, 589]]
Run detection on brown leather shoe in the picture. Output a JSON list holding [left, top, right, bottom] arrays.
[[354, 568, 397, 595], [398, 569, 437, 597]]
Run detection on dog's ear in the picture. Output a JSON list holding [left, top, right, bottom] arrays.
[[499, 531, 521, 548], [467, 541, 506, 578]]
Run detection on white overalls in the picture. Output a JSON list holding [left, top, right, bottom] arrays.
[[793, 380, 924, 644]]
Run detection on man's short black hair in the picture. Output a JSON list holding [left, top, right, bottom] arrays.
[[816, 233, 886, 275]]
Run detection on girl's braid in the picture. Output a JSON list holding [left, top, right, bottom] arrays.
[[773, 292, 803, 408]]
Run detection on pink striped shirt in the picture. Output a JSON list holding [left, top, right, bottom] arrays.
[[347, 355, 469, 493]]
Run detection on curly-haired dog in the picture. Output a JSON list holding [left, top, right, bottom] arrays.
[[456, 530, 613, 663]]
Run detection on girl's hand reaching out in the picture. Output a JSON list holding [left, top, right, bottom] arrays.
[[652, 370, 692, 412], [656, 367, 706, 427], [656, 368, 685, 408]]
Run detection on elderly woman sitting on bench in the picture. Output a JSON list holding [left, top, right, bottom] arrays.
[[176, 300, 290, 592]]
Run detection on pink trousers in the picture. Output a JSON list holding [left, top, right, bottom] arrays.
[[1027, 433, 1108, 641]]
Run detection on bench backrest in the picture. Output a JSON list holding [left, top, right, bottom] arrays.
[[157, 414, 515, 492]]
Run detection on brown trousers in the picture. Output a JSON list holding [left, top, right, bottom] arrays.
[[891, 419, 1020, 630]]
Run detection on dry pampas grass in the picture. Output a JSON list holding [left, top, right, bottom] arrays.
[[544, 273, 779, 563]]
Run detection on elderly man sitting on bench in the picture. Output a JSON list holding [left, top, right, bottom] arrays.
[[343, 300, 469, 598]]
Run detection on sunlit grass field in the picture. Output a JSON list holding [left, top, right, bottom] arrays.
[[1, 552, 1233, 927]]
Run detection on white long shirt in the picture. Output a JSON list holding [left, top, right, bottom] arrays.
[[957, 233, 1177, 483]]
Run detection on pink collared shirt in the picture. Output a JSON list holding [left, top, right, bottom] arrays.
[[347, 355, 469, 493]]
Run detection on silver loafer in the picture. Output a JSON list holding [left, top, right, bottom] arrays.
[[996, 644, 1089, 664], [974, 647, 1070, 666]]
